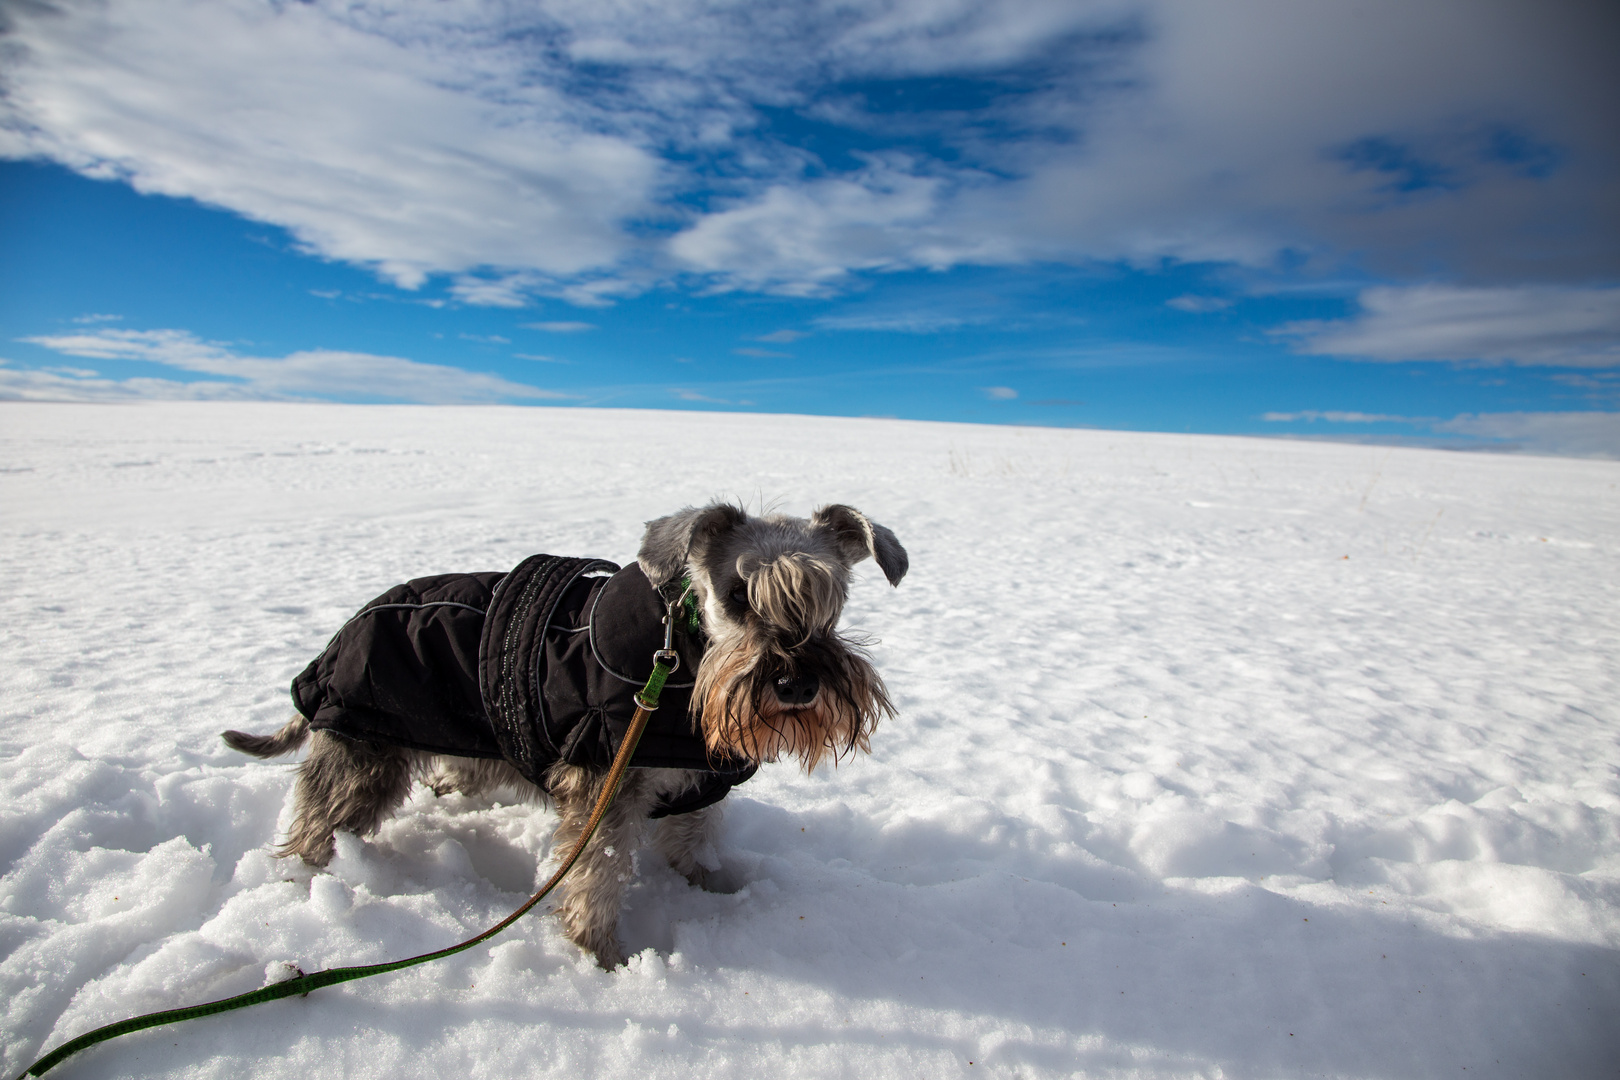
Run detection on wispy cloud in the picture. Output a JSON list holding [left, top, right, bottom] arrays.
[[1258, 405, 1620, 458], [522, 321, 598, 334], [1262, 410, 1422, 424], [449, 276, 544, 309], [733, 347, 791, 359], [17, 328, 561, 403], [1, 1, 658, 295], [668, 163, 993, 292], [1432, 411, 1620, 458], [814, 310, 976, 334], [755, 330, 808, 344], [1548, 371, 1620, 404], [670, 388, 754, 406], [0, 362, 260, 402], [1278, 285, 1620, 366], [981, 386, 1018, 400], [1166, 295, 1233, 313]]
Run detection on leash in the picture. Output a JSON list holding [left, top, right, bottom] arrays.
[[15, 584, 694, 1080]]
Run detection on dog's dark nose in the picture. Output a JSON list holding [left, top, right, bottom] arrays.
[[773, 672, 820, 707]]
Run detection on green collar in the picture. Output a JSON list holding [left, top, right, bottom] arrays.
[[677, 576, 702, 636]]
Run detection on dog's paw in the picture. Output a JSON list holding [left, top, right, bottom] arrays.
[[563, 919, 627, 969], [424, 764, 465, 797], [592, 941, 627, 970]]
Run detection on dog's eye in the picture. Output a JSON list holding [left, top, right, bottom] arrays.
[[730, 582, 750, 609]]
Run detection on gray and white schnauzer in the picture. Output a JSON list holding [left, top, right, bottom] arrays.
[[224, 502, 907, 968]]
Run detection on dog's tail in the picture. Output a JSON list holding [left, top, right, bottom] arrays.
[[222, 714, 311, 758]]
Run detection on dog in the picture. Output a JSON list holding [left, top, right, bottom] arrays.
[[224, 502, 907, 968]]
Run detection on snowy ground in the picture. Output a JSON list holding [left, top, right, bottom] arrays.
[[2, 402, 1617, 1080]]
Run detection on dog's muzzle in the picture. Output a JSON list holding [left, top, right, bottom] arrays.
[[773, 672, 820, 707]]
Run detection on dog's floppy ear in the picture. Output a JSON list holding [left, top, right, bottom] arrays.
[[638, 502, 748, 588], [811, 504, 909, 586]]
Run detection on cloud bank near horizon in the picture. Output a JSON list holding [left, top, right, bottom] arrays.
[[8, 330, 1614, 458], [1281, 285, 1620, 368], [3, 0, 1616, 367], [4, 328, 559, 403], [1258, 406, 1620, 459]]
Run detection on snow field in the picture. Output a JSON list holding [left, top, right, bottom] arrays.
[[2, 402, 1617, 1079]]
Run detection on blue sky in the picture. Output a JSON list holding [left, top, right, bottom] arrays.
[[2, 0, 1618, 455]]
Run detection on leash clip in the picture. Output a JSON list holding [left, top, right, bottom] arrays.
[[637, 579, 695, 710], [657, 579, 697, 673]]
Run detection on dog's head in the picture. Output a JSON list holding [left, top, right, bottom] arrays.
[[638, 502, 907, 771]]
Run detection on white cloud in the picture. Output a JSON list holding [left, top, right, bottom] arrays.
[[674, 0, 1620, 290], [1, 0, 1614, 298], [448, 275, 545, 309], [982, 386, 1018, 400], [733, 347, 791, 359], [1262, 410, 1419, 424], [522, 322, 598, 334], [670, 388, 753, 405], [985, 0, 1618, 282], [1255, 405, 1620, 458], [1279, 285, 1620, 366], [18, 329, 562, 403], [814, 310, 976, 334], [755, 330, 808, 343], [1166, 295, 1233, 313], [1434, 412, 1620, 459], [0, 365, 249, 402], [1, 0, 658, 292], [667, 162, 1004, 292]]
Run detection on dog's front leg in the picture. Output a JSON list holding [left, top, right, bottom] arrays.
[[654, 802, 725, 890], [546, 764, 654, 969]]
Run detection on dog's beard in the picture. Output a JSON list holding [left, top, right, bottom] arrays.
[[694, 632, 891, 772]]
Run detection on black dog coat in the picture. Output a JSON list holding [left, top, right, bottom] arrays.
[[291, 554, 755, 818]]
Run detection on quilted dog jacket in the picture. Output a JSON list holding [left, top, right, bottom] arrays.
[[291, 554, 755, 817]]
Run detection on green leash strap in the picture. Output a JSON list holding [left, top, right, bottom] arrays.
[[18, 658, 677, 1080]]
